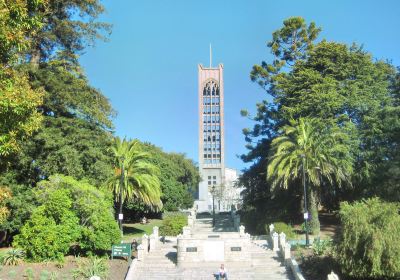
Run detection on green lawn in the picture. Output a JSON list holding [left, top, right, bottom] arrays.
[[122, 219, 163, 242]]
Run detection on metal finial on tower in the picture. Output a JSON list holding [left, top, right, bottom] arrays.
[[209, 43, 212, 68]]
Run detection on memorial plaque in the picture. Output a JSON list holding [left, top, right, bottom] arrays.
[[208, 235, 220, 238], [231, 247, 241, 251], [186, 247, 197, 252]]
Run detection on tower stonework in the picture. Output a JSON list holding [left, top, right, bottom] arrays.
[[195, 63, 225, 212]]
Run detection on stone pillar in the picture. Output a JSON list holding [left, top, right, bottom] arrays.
[[284, 242, 291, 260], [141, 234, 149, 253], [149, 234, 156, 251], [239, 225, 245, 236], [327, 271, 339, 280], [188, 216, 194, 227], [273, 232, 279, 251], [269, 224, 274, 233], [137, 244, 145, 261], [183, 226, 191, 237], [153, 226, 159, 241], [279, 232, 286, 251]]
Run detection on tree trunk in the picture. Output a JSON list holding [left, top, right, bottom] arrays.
[[308, 187, 320, 235]]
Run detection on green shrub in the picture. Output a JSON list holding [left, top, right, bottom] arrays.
[[25, 267, 34, 280], [338, 198, 400, 278], [1, 248, 25, 265], [312, 238, 332, 256], [13, 175, 120, 261], [72, 256, 109, 279], [268, 222, 296, 239], [160, 213, 187, 236]]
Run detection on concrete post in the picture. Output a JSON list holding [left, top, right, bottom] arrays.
[[284, 242, 291, 260], [188, 216, 194, 227], [141, 234, 149, 254], [269, 224, 274, 234], [183, 226, 191, 237], [279, 232, 286, 250], [273, 232, 279, 251], [149, 234, 156, 251], [239, 225, 245, 236], [327, 271, 339, 280], [137, 244, 145, 261], [153, 226, 159, 241]]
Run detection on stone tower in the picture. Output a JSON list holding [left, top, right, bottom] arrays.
[[195, 63, 225, 212]]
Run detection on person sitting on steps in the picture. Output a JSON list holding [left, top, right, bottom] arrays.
[[214, 263, 228, 280]]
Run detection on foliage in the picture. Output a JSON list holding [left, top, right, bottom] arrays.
[[159, 213, 187, 236], [0, 186, 12, 224], [241, 16, 399, 234], [13, 188, 81, 261], [269, 222, 296, 239], [338, 198, 400, 278], [108, 137, 162, 210], [72, 256, 109, 279], [312, 238, 332, 256], [25, 0, 111, 65], [13, 175, 120, 260], [140, 143, 200, 211], [267, 118, 352, 234], [1, 249, 25, 265]]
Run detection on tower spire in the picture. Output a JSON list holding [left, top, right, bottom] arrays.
[[209, 43, 212, 68]]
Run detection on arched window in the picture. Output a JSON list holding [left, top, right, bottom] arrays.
[[203, 80, 219, 97]]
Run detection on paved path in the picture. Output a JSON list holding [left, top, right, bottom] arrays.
[[129, 214, 293, 280]]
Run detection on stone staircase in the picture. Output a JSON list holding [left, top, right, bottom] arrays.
[[128, 214, 293, 280]]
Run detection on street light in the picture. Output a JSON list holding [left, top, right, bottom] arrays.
[[212, 185, 216, 227], [301, 154, 310, 246], [118, 156, 125, 237]]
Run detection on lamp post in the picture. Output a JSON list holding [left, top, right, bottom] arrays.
[[212, 185, 216, 227], [301, 154, 310, 246], [118, 156, 125, 238]]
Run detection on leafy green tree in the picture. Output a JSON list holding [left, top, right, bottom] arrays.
[[267, 118, 353, 234], [140, 143, 200, 211], [108, 138, 162, 222], [0, 0, 45, 157], [13, 187, 81, 261], [13, 175, 120, 260], [25, 0, 111, 65], [338, 198, 400, 278]]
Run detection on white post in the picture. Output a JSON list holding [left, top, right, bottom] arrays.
[[327, 271, 340, 280], [183, 226, 191, 237], [239, 225, 245, 236], [188, 216, 194, 227], [273, 232, 279, 251], [269, 224, 274, 233], [284, 242, 291, 260], [137, 244, 145, 261], [149, 234, 156, 251], [153, 226, 159, 240], [141, 234, 149, 253], [279, 232, 286, 251]]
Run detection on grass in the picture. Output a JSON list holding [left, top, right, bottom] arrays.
[[122, 219, 163, 242]]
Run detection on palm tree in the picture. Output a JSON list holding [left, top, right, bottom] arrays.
[[267, 118, 353, 236], [108, 137, 162, 231]]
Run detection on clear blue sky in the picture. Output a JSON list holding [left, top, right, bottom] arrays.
[[80, 0, 400, 171]]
